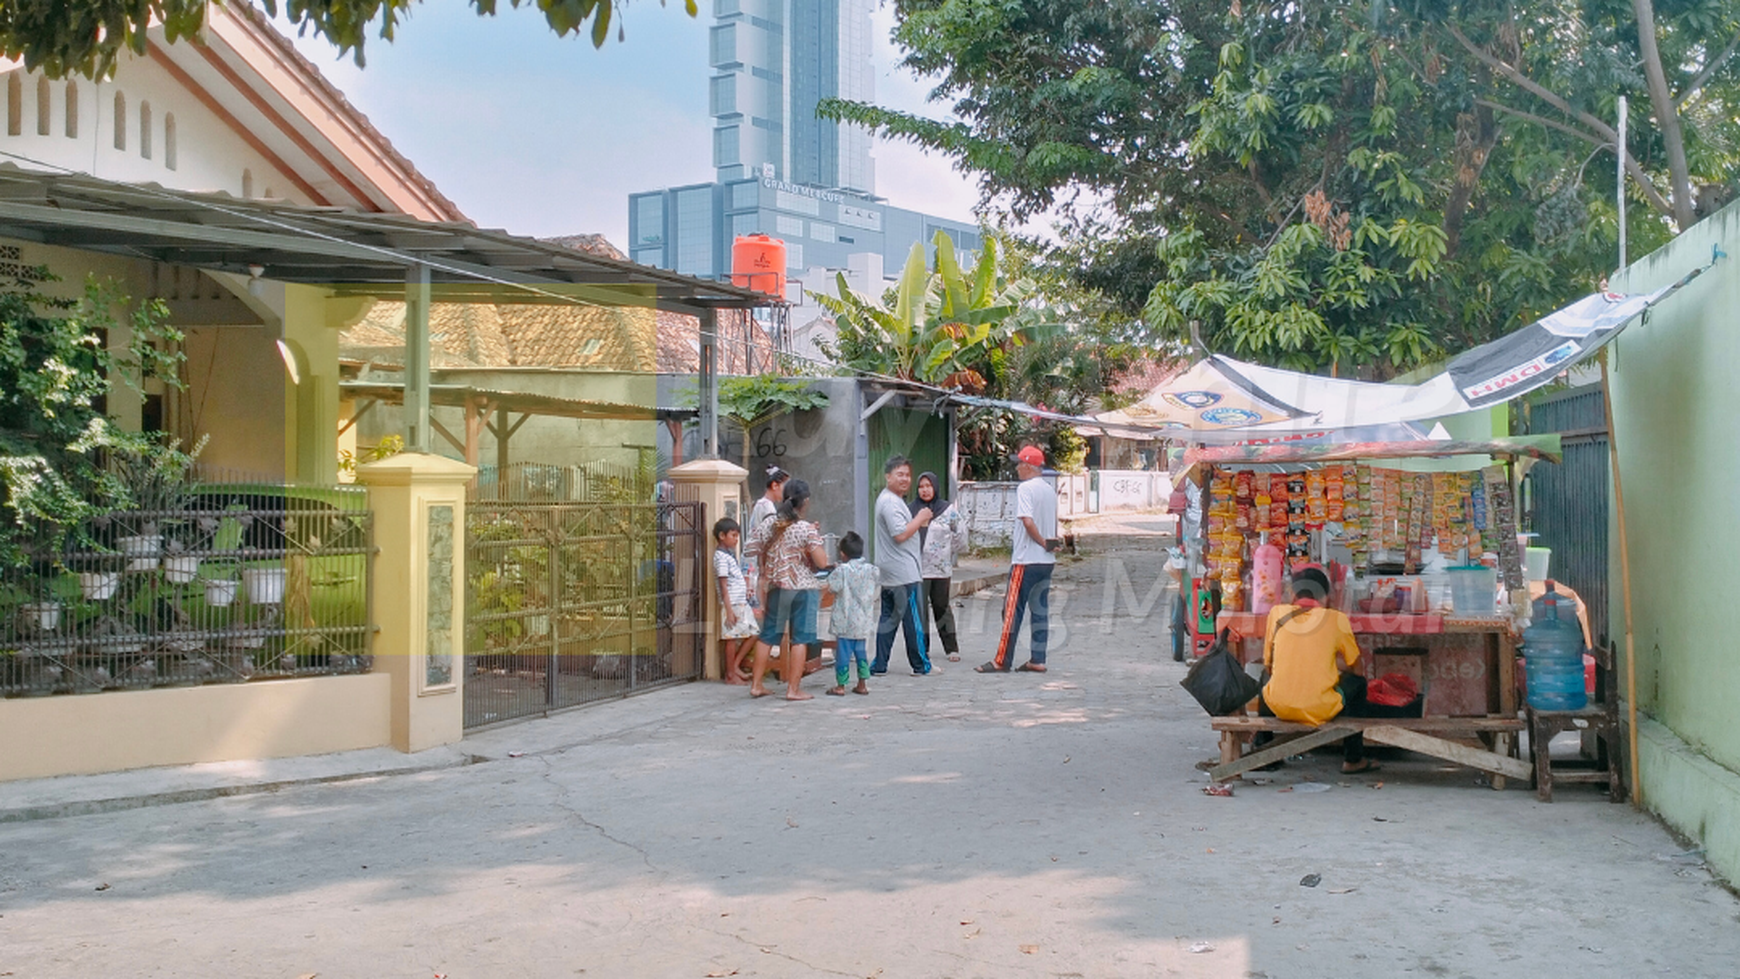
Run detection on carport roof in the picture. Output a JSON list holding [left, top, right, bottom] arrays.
[[0, 166, 777, 314]]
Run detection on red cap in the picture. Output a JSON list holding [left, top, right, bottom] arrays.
[[1013, 445, 1046, 467]]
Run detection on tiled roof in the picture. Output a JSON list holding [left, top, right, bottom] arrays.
[[497, 303, 655, 371], [544, 234, 627, 261], [1112, 358, 1187, 395], [655, 308, 777, 375], [339, 298, 658, 371]]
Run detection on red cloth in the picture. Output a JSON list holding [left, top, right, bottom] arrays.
[[1167, 486, 1189, 515], [1367, 673, 1420, 707]]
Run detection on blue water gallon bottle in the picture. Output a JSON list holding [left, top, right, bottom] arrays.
[[1521, 584, 1587, 711]]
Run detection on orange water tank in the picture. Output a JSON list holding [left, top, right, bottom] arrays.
[[731, 234, 787, 297]]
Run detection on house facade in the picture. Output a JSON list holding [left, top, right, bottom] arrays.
[[0, 2, 462, 484]]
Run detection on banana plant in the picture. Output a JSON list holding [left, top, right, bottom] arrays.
[[815, 230, 1046, 392]]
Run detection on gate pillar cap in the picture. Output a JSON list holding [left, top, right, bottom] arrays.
[[669, 459, 748, 483], [356, 451, 477, 487]]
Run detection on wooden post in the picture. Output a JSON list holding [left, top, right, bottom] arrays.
[[462, 396, 485, 469], [1601, 355, 1642, 806]]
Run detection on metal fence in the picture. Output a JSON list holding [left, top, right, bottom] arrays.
[[469, 461, 655, 504], [463, 499, 705, 729], [1, 486, 373, 697], [1520, 384, 1611, 641]]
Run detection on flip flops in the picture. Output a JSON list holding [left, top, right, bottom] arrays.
[[974, 662, 1006, 673], [1015, 662, 1047, 673]]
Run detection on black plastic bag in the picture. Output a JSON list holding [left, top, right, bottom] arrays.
[[1180, 629, 1262, 716]]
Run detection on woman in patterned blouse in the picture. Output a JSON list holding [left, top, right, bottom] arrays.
[[747, 479, 831, 701]]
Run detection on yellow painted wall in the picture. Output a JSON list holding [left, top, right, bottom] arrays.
[[182, 323, 289, 478], [0, 674, 392, 781]]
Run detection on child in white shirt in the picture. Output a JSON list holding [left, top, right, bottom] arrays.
[[713, 518, 759, 684]]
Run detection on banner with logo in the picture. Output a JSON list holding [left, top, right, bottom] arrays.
[[1092, 357, 1305, 432]]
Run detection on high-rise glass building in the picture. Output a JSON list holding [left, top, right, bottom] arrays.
[[629, 0, 977, 294], [709, 0, 875, 194]]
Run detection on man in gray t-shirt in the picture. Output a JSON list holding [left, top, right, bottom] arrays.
[[871, 456, 934, 675]]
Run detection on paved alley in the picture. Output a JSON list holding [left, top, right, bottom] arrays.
[[2, 537, 1735, 978]]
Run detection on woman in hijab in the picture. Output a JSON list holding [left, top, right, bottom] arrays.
[[912, 471, 968, 662]]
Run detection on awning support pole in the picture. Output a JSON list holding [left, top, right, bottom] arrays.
[[1601, 355, 1641, 806], [699, 307, 719, 459], [495, 406, 510, 474], [404, 264, 432, 453]]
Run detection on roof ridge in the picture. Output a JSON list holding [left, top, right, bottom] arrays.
[[222, 2, 469, 223]]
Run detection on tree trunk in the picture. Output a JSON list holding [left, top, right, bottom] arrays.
[[1444, 104, 1498, 258], [1632, 0, 1696, 230]]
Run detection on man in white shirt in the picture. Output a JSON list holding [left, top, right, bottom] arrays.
[[871, 455, 935, 675], [977, 445, 1058, 673]]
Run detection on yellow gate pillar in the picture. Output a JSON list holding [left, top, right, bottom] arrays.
[[669, 458, 747, 680], [356, 452, 476, 751]]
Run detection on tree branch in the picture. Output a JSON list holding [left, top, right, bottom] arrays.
[[1476, 99, 1676, 220], [1676, 32, 1740, 108], [1447, 25, 1618, 144], [1475, 99, 1602, 145], [1452, 26, 1677, 222]]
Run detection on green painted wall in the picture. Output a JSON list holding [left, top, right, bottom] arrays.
[[1610, 198, 1740, 883]]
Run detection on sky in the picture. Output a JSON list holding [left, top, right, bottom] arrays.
[[280, 3, 984, 248]]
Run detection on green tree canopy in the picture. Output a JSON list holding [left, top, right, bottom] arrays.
[[823, 0, 1740, 375], [0, 0, 698, 78]]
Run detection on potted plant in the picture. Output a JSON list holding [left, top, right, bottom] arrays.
[[198, 508, 249, 608], [78, 568, 122, 600]]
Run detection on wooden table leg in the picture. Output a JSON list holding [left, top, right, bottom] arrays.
[[1220, 731, 1241, 770], [1497, 632, 1517, 717], [1491, 732, 1512, 790]]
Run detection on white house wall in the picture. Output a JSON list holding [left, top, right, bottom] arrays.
[[0, 57, 307, 204]]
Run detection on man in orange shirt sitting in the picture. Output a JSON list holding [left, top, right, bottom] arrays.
[[1256, 565, 1382, 774]]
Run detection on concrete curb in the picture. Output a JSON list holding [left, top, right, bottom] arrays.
[[0, 755, 484, 824], [951, 568, 1007, 598], [0, 575, 1017, 825]]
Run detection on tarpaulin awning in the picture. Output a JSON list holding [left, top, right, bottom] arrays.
[[1089, 254, 1716, 437]]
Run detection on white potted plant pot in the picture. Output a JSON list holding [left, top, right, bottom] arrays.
[[162, 556, 201, 584], [242, 567, 287, 604], [20, 601, 62, 631], [117, 534, 162, 558], [203, 578, 239, 607], [118, 534, 162, 571], [79, 571, 122, 600]]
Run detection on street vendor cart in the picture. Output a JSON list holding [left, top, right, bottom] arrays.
[[1179, 437, 1562, 788]]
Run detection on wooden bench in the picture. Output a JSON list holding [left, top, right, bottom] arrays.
[[1209, 715, 1529, 787]]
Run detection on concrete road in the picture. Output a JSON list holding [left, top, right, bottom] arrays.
[[2, 540, 1735, 978]]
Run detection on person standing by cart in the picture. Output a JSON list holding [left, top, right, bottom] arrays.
[[977, 446, 1058, 674], [913, 471, 967, 663]]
